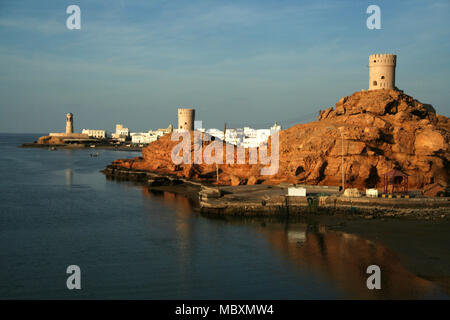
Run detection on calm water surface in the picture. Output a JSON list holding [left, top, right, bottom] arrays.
[[0, 134, 447, 299]]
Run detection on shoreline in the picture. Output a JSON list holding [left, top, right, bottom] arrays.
[[21, 142, 142, 152], [102, 164, 450, 220]]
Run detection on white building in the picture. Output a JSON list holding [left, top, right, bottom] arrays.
[[81, 129, 107, 139], [131, 133, 158, 145], [148, 130, 167, 139], [198, 127, 276, 148], [206, 128, 225, 141], [189, 122, 280, 148], [130, 129, 169, 145], [225, 128, 243, 146], [111, 124, 130, 141], [243, 127, 271, 148]]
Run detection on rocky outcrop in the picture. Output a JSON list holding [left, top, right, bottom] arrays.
[[112, 89, 449, 192], [37, 135, 65, 144]]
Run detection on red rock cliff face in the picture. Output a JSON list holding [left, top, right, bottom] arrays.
[[114, 89, 449, 190]]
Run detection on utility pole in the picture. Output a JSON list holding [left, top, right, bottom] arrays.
[[216, 123, 226, 183], [216, 163, 219, 182]]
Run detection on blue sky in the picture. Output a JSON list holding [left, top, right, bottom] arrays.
[[0, 0, 449, 133]]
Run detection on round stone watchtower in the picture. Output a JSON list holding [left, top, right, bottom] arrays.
[[369, 54, 396, 90], [65, 113, 74, 134], [178, 108, 195, 130]]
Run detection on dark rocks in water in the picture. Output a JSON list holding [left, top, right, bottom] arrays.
[[102, 164, 184, 185]]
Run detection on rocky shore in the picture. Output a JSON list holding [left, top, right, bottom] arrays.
[[101, 88, 449, 219], [102, 164, 450, 220]]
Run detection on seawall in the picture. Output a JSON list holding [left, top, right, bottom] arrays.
[[102, 164, 450, 219]]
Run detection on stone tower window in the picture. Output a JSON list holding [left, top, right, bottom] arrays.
[[373, 60, 376, 63], [381, 76, 385, 79], [185, 122, 187, 125], [373, 81, 377, 86]]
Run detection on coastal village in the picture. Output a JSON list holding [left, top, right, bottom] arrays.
[[27, 54, 450, 218], [28, 110, 280, 149]]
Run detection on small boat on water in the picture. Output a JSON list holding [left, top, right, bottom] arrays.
[[48, 147, 56, 151]]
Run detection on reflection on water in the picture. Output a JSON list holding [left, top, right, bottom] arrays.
[[65, 168, 73, 188], [258, 222, 439, 299], [142, 188, 195, 214], [142, 188, 445, 299], [141, 188, 197, 289]]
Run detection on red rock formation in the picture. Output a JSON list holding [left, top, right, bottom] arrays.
[[114, 135, 264, 186], [37, 135, 66, 144], [113, 89, 449, 192]]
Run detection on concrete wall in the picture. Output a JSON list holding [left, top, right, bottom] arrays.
[[369, 54, 396, 90], [178, 108, 195, 130]]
